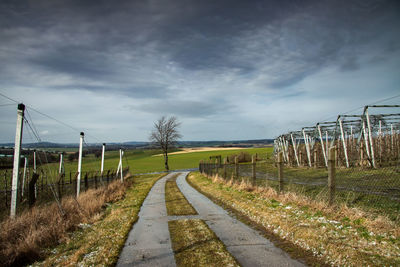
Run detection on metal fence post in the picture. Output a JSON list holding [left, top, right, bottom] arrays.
[[278, 152, 284, 192], [328, 146, 336, 205]]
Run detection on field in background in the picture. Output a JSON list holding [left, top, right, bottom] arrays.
[[0, 147, 271, 219], [36, 147, 272, 175]]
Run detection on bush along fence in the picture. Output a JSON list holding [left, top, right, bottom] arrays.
[[0, 167, 129, 220], [199, 149, 400, 222]]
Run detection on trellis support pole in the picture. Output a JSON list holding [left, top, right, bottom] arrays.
[[338, 118, 349, 168], [101, 143, 106, 174], [365, 108, 376, 168], [11, 103, 25, 218], [302, 129, 312, 167], [318, 125, 328, 167], [290, 134, 300, 166], [77, 132, 84, 197]]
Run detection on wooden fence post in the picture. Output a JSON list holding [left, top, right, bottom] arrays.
[[29, 173, 39, 207], [57, 174, 63, 199], [84, 173, 89, 191], [252, 154, 256, 186], [299, 151, 303, 167], [4, 170, 8, 207], [328, 146, 336, 206], [234, 156, 239, 181], [278, 152, 284, 192], [223, 157, 227, 180], [313, 150, 317, 168]]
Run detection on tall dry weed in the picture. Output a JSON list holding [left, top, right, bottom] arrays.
[[0, 179, 130, 267]]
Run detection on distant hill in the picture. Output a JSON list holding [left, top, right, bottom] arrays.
[[0, 139, 273, 150]]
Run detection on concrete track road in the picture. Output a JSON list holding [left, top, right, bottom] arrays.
[[117, 172, 305, 267]]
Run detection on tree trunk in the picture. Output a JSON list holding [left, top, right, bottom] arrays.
[[164, 152, 169, 171]]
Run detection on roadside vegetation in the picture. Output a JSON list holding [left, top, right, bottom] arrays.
[[187, 172, 400, 266], [32, 173, 165, 266], [165, 174, 197, 216], [0, 178, 130, 266], [169, 219, 240, 267], [0, 173, 164, 266]]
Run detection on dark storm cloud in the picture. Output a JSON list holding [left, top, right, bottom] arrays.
[[29, 47, 115, 78], [55, 84, 170, 99], [134, 99, 234, 118], [0, 0, 399, 142], [2, 0, 399, 91]]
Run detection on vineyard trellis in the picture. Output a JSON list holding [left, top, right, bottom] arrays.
[[274, 105, 400, 168]]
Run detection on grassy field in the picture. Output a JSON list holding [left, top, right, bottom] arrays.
[[0, 147, 272, 185]]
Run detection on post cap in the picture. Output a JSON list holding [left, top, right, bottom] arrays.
[[103, 143, 106, 146], [17, 103, 25, 111], [80, 132, 84, 136]]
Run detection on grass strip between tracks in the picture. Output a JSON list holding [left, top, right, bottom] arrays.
[[168, 219, 240, 267], [165, 174, 197, 216]]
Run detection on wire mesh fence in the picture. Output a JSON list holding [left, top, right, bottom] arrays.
[[0, 168, 128, 220], [199, 154, 400, 221]]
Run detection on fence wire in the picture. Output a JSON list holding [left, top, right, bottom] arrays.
[[0, 168, 126, 220], [200, 157, 400, 221]]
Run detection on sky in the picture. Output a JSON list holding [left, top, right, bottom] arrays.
[[0, 0, 399, 143]]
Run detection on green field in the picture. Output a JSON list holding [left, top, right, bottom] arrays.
[[0, 147, 273, 184], [78, 147, 271, 174]]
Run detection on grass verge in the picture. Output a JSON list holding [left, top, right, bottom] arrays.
[[0, 177, 131, 267], [187, 172, 400, 267], [31, 173, 165, 266], [168, 219, 239, 267], [165, 174, 197, 216]]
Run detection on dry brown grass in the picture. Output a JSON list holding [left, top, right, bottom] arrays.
[[194, 173, 400, 266], [0, 179, 131, 267], [212, 174, 398, 235]]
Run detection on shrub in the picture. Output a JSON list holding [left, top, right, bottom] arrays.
[[227, 152, 252, 163]]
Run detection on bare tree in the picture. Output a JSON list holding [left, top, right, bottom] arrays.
[[149, 116, 182, 171]]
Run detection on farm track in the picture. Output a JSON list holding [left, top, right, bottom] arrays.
[[117, 172, 304, 266]]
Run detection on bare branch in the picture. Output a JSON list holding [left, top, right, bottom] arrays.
[[149, 116, 182, 171]]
